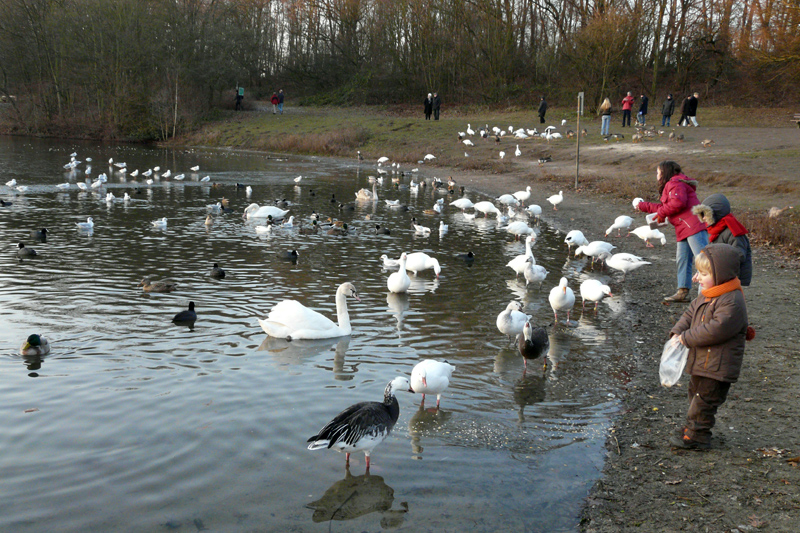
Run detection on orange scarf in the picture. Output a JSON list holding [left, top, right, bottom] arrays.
[[701, 277, 742, 298]]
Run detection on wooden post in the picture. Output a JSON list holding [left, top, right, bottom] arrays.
[[576, 92, 584, 189]]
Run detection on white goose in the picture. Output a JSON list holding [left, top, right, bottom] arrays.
[[513, 185, 532, 204], [410, 360, 456, 408], [564, 229, 589, 250], [405, 252, 441, 277], [505, 220, 534, 240], [514, 145, 522, 157], [387, 253, 411, 294], [604, 253, 652, 280], [574, 241, 616, 266], [497, 193, 520, 206], [580, 279, 613, 311], [547, 190, 564, 210], [497, 301, 530, 340], [549, 277, 576, 323], [605, 215, 635, 237], [525, 204, 542, 220], [629, 225, 667, 247], [523, 256, 548, 289], [450, 197, 474, 211], [259, 282, 360, 340], [243, 203, 290, 220], [506, 234, 536, 276], [473, 201, 502, 217], [307, 376, 413, 471]]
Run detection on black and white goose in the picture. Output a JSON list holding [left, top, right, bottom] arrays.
[[307, 376, 413, 470], [518, 321, 549, 372]]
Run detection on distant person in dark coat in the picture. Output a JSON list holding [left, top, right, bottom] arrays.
[[679, 96, 691, 126], [661, 94, 675, 127], [637, 94, 649, 126], [687, 92, 699, 127], [235, 87, 243, 111], [433, 92, 441, 120], [424, 93, 433, 120], [537, 96, 548, 124], [278, 89, 285, 115]]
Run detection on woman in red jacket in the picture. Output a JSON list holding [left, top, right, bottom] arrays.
[[634, 161, 708, 302]]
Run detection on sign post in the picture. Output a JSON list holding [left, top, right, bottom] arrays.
[[576, 92, 584, 189]]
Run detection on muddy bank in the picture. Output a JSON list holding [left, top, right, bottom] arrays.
[[452, 170, 800, 532]]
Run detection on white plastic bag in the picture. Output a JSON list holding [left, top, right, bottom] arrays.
[[659, 336, 689, 387]]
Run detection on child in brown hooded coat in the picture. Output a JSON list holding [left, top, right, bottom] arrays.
[[669, 243, 752, 449]]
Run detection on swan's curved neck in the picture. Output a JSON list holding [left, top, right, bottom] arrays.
[[525, 238, 533, 258], [335, 291, 351, 334]]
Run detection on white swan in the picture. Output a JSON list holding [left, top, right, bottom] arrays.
[[258, 282, 360, 340], [606, 215, 635, 237], [506, 234, 536, 276], [243, 203, 290, 220], [549, 277, 576, 323], [515, 145, 522, 157], [405, 252, 441, 277], [450, 197, 474, 211], [497, 301, 529, 340], [439, 221, 448, 234], [355, 181, 378, 202], [387, 253, 411, 293], [473, 201, 502, 217], [410, 359, 456, 408], [547, 190, 563, 210]]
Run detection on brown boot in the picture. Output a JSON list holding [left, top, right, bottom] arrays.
[[663, 288, 690, 303]]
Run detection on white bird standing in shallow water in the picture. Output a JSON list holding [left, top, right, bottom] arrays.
[[410, 360, 456, 408], [547, 190, 564, 210], [404, 252, 441, 277], [574, 241, 616, 267], [549, 277, 576, 324], [473, 201, 502, 217], [523, 256, 548, 289], [518, 321, 549, 371], [605, 215, 634, 237], [580, 279, 613, 311], [506, 234, 536, 276], [259, 282, 360, 340], [497, 301, 530, 341], [307, 376, 413, 471], [387, 253, 411, 294], [564, 229, 589, 250]]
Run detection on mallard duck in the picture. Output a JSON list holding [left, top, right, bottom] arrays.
[[21, 334, 50, 356], [139, 277, 177, 292]]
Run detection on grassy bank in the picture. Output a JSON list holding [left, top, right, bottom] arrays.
[[176, 105, 800, 256]]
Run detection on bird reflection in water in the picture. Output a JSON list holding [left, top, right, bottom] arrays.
[[22, 353, 46, 378], [257, 336, 353, 380], [306, 466, 408, 527], [513, 371, 547, 423], [408, 403, 452, 457], [547, 331, 572, 380], [386, 292, 409, 332], [408, 276, 439, 295]]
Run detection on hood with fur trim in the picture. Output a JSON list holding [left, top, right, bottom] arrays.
[[692, 193, 730, 226]]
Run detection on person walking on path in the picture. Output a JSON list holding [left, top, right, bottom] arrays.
[[661, 94, 675, 126], [433, 92, 441, 120], [678, 95, 691, 126], [424, 93, 433, 120], [633, 160, 708, 302], [621, 92, 635, 127], [692, 194, 752, 286], [637, 94, 649, 126], [278, 89, 285, 115], [599, 98, 612, 136], [668, 243, 752, 450], [687, 92, 699, 126], [235, 87, 244, 111], [538, 96, 548, 124], [270, 92, 279, 114]]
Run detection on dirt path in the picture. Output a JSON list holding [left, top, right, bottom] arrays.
[[451, 170, 800, 532]]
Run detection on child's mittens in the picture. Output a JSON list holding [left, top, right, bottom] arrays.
[[746, 326, 756, 341]]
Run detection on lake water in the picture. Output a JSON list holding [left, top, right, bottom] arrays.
[[0, 136, 628, 532]]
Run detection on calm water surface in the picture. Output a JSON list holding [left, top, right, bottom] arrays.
[[0, 137, 629, 532]]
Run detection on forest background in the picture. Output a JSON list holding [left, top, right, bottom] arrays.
[[0, 0, 798, 141]]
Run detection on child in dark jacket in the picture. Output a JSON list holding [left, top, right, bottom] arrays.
[[692, 193, 752, 286], [669, 243, 751, 449]]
